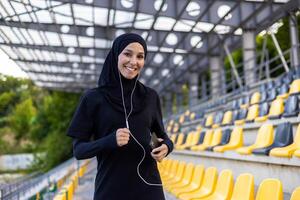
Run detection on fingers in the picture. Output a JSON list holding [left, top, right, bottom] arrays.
[[151, 144, 168, 162], [116, 128, 130, 147]]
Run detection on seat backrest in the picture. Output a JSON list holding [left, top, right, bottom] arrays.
[[267, 88, 277, 102], [254, 124, 274, 147], [210, 129, 222, 146], [190, 112, 196, 121], [175, 133, 184, 145], [190, 131, 201, 145], [168, 160, 179, 178], [259, 91, 267, 103], [229, 127, 243, 146], [181, 163, 194, 184], [202, 130, 214, 146], [205, 114, 214, 127], [268, 99, 284, 116], [174, 161, 186, 180], [170, 134, 177, 143], [246, 104, 259, 120], [184, 132, 195, 146], [179, 114, 185, 124], [220, 128, 231, 145], [213, 169, 234, 198], [289, 79, 300, 94], [195, 131, 206, 145], [258, 102, 269, 117], [284, 95, 299, 115], [231, 173, 255, 200], [222, 110, 232, 125], [294, 124, 300, 146], [236, 108, 247, 120], [200, 167, 218, 192], [255, 179, 283, 200], [190, 165, 205, 187], [250, 92, 261, 105], [274, 122, 294, 146], [232, 110, 240, 121], [214, 112, 224, 124], [278, 84, 289, 95], [290, 187, 300, 200], [267, 80, 274, 90]]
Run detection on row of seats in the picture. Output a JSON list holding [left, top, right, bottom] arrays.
[[166, 76, 300, 132], [171, 122, 300, 157], [159, 159, 300, 200]]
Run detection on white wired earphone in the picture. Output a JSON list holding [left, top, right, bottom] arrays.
[[118, 70, 163, 187]]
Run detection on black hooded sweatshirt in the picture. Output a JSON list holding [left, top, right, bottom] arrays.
[[67, 33, 173, 200]]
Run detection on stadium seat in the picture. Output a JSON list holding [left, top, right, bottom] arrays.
[[230, 173, 255, 200], [267, 88, 277, 102], [166, 163, 194, 192], [221, 110, 233, 126], [290, 187, 300, 200], [172, 165, 205, 197], [200, 129, 223, 151], [282, 95, 299, 117], [270, 124, 300, 157], [212, 112, 224, 128], [240, 96, 250, 108], [186, 131, 206, 150], [177, 131, 201, 150], [206, 129, 231, 151], [277, 84, 289, 99], [268, 98, 285, 119], [259, 91, 267, 103], [178, 167, 218, 200], [289, 79, 300, 95], [254, 102, 269, 123], [255, 179, 283, 200], [194, 169, 234, 200], [204, 114, 214, 128], [234, 108, 248, 125], [236, 124, 274, 155], [191, 130, 213, 151], [213, 127, 243, 153], [250, 92, 261, 105], [176, 131, 195, 150], [161, 160, 179, 182], [163, 161, 186, 187], [252, 122, 293, 155], [174, 133, 186, 148], [190, 112, 196, 121], [245, 104, 259, 123]]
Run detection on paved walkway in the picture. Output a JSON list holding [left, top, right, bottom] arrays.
[[73, 159, 178, 200]]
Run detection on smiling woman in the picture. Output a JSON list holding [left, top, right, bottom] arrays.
[[0, 50, 28, 78], [67, 33, 173, 200]]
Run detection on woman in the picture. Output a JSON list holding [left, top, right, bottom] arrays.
[[67, 33, 174, 200]]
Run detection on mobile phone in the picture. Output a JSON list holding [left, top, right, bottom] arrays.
[[150, 132, 163, 151]]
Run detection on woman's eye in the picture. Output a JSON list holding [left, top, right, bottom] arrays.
[[124, 52, 131, 56], [138, 55, 144, 59]]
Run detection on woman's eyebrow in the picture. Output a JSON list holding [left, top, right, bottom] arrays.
[[124, 48, 144, 55]]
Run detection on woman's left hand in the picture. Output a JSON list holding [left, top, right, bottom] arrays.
[[151, 138, 168, 162]]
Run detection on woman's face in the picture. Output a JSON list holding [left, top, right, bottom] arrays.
[[118, 42, 145, 79]]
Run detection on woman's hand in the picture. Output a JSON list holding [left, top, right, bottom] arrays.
[[151, 138, 168, 162], [116, 128, 130, 147]]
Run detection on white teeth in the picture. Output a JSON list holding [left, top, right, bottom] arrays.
[[126, 66, 136, 71]]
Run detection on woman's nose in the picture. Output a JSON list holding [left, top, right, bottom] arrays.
[[130, 57, 137, 65]]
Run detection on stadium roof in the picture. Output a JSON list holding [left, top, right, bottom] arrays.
[[0, 0, 298, 93]]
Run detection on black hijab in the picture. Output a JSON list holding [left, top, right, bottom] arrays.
[[97, 33, 148, 114]]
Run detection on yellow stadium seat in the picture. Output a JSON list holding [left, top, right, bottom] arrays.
[[193, 169, 234, 200], [160, 159, 173, 178], [190, 112, 196, 121], [278, 79, 300, 99], [230, 173, 255, 200], [270, 124, 300, 157], [202, 129, 223, 150], [178, 167, 218, 200], [167, 163, 194, 192], [191, 130, 213, 151], [290, 187, 300, 200], [250, 92, 261, 105], [236, 124, 274, 155], [289, 79, 300, 95], [179, 114, 185, 124], [255, 179, 283, 200], [221, 110, 232, 126], [177, 131, 201, 150], [161, 160, 179, 183], [268, 98, 284, 119], [175, 133, 185, 147], [213, 127, 243, 153], [235, 105, 259, 125], [176, 132, 194, 150], [170, 134, 177, 143], [164, 161, 186, 187], [172, 165, 205, 197], [205, 114, 214, 128]]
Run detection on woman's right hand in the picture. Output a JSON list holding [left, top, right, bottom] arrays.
[[116, 128, 130, 147]]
